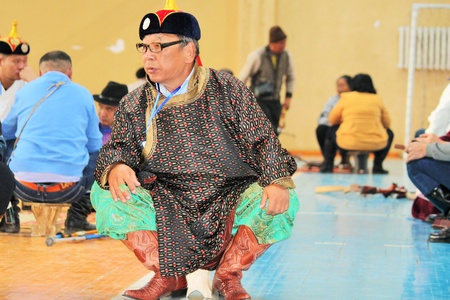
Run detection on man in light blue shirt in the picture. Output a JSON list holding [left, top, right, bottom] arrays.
[[2, 50, 102, 234]]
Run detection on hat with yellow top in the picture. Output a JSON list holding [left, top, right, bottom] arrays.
[[139, 0, 201, 41], [0, 20, 30, 55]]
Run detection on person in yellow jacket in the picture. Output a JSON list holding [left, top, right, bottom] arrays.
[[320, 73, 394, 174]]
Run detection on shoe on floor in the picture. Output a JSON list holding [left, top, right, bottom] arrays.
[[425, 213, 445, 224], [0, 207, 20, 233], [319, 165, 334, 173], [64, 216, 96, 234], [372, 166, 389, 174], [428, 227, 450, 243]]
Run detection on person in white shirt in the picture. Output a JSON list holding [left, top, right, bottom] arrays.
[[0, 20, 35, 233], [415, 81, 450, 137], [0, 20, 36, 121]]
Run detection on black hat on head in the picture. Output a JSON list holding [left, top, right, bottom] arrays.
[[93, 81, 128, 106], [139, 0, 201, 41], [0, 20, 30, 55], [269, 26, 287, 43]]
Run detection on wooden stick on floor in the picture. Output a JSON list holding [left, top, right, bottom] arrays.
[[315, 184, 361, 194]]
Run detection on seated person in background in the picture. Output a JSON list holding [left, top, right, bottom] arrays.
[[406, 131, 450, 242], [320, 73, 394, 174], [316, 75, 352, 168], [415, 80, 450, 138], [94, 81, 128, 145], [2, 50, 102, 234], [127, 67, 146, 92], [0, 121, 15, 217]]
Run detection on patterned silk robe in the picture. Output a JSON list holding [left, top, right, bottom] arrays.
[[95, 65, 297, 276]]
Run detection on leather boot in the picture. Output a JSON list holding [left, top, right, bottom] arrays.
[[0, 196, 20, 233], [212, 225, 270, 300], [426, 185, 450, 219], [122, 230, 187, 300], [426, 186, 450, 243], [64, 195, 95, 234]]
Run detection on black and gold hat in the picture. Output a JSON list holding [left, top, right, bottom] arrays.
[[139, 0, 201, 41], [0, 20, 30, 55]]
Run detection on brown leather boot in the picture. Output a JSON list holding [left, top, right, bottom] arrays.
[[121, 230, 187, 300], [212, 225, 270, 300]]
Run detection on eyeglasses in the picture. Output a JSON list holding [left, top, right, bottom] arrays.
[[136, 40, 183, 53]]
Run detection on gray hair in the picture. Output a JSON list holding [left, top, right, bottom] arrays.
[[39, 50, 72, 74], [178, 35, 200, 59]]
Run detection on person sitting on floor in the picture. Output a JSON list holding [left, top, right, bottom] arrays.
[[320, 73, 394, 174], [2, 50, 102, 234], [406, 131, 450, 243]]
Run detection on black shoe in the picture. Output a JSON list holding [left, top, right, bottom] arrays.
[[319, 165, 334, 173], [372, 166, 389, 174], [429, 227, 450, 243], [0, 209, 20, 233], [425, 213, 445, 224], [64, 216, 96, 234]]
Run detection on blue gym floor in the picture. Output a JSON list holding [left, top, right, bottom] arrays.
[[118, 158, 450, 300]]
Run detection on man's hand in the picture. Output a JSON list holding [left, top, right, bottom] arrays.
[[283, 97, 292, 110], [405, 142, 427, 162], [19, 66, 36, 82], [107, 163, 141, 202], [260, 184, 290, 215], [415, 133, 442, 144]]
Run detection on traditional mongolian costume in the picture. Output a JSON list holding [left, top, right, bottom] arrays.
[[91, 1, 299, 299]]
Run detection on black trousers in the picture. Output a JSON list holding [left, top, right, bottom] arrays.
[[316, 124, 348, 163], [0, 161, 15, 215], [323, 125, 394, 168]]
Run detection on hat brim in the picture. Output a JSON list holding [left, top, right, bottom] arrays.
[[93, 95, 120, 106]]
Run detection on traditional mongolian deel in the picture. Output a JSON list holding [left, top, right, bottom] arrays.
[[93, 66, 299, 277]]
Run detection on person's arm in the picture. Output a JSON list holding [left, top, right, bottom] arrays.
[[318, 95, 339, 125], [328, 99, 343, 125], [405, 134, 449, 162], [85, 97, 102, 154], [238, 50, 261, 85], [19, 65, 37, 82], [225, 75, 296, 215], [380, 101, 391, 129], [425, 142, 450, 161], [283, 51, 295, 110], [94, 93, 145, 200], [426, 83, 450, 136]]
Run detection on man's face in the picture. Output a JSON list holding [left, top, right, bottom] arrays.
[[269, 39, 286, 55], [141, 33, 191, 90], [0, 54, 28, 82], [97, 103, 117, 127]]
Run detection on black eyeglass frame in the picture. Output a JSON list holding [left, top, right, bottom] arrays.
[[136, 40, 183, 53]]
